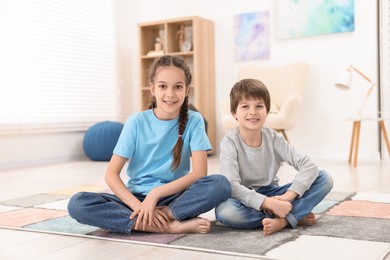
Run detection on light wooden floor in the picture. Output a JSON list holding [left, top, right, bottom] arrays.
[[1, 156, 389, 260]]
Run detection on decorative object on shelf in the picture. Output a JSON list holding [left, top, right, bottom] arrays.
[[335, 65, 376, 118], [234, 11, 270, 61], [176, 24, 192, 52], [154, 37, 163, 51], [147, 37, 164, 56], [176, 25, 185, 47], [83, 121, 124, 161], [180, 40, 192, 52], [275, 0, 355, 39]]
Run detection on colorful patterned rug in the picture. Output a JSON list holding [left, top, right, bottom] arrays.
[[0, 183, 389, 260]]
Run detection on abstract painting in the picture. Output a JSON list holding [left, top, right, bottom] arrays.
[[275, 0, 355, 39], [234, 11, 270, 61]]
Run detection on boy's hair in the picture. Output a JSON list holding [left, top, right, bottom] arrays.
[[148, 55, 192, 171], [230, 79, 271, 114]]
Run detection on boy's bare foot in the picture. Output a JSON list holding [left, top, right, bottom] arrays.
[[262, 198, 292, 218], [262, 218, 288, 236], [168, 217, 211, 234], [298, 212, 317, 226]]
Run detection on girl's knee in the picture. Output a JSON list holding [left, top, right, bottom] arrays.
[[207, 174, 232, 197], [67, 192, 91, 219]]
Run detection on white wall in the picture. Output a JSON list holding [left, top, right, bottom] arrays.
[[120, 0, 380, 161], [0, 132, 87, 170], [0, 0, 381, 170]]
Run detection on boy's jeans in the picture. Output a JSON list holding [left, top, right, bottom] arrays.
[[215, 170, 333, 229], [67, 174, 231, 234]]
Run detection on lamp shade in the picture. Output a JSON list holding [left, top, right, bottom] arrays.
[[335, 68, 352, 90]]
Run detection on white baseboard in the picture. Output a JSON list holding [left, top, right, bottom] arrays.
[[0, 154, 88, 171]]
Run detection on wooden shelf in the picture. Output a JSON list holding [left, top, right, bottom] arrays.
[[138, 16, 216, 153]]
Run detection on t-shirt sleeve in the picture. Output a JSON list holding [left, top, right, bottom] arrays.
[[113, 116, 137, 159], [189, 112, 212, 152]]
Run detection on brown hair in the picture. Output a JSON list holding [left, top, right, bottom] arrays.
[[148, 55, 192, 171], [229, 79, 271, 114]]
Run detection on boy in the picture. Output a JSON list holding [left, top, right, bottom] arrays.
[[215, 79, 333, 236]]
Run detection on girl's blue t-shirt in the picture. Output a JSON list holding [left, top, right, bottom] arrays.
[[113, 109, 211, 195]]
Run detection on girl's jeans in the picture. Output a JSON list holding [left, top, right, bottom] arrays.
[[215, 170, 333, 229], [67, 174, 231, 234]]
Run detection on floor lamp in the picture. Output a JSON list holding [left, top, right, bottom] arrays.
[[335, 65, 376, 118], [335, 65, 390, 166]]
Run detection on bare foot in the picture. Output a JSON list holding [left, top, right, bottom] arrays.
[[298, 212, 317, 226], [159, 206, 212, 233], [160, 206, 175, 220], [262, 197, 292, 218], [167, 217, 211, 234], [262, 218, 288, 236]]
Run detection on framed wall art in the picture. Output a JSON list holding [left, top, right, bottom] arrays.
[[275, 0, 355, 39], [234, 11, 270, 61]]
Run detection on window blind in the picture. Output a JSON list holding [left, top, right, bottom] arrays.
[[0, 0, 121, 134]]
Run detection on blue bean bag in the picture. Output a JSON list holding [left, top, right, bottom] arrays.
[[83, 121, 124, 161]]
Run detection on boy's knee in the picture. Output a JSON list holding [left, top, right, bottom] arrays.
[[319, 170, 333, 192], [215, 199, 259, 229], [215, 199, 236, 222]]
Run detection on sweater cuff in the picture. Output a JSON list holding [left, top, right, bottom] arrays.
[[247, 192, 266, 210], [289, 181, 307, 197]]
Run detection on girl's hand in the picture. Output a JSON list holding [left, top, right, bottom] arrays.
[[130, 189, 160, 230], [152, 206, 171, 230]]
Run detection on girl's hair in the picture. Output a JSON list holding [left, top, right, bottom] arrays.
[[148, 55, 192, 171], [229, 79, 271, 114]]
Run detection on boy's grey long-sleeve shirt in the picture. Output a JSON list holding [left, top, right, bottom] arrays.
[[220, 126, 319, 211]]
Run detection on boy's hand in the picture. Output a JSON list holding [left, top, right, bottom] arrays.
[[274, 190, 298, 202]]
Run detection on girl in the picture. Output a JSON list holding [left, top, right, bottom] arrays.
[[68, 55, 231, 234]]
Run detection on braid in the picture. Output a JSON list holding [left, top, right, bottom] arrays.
[[171, 96, 189, 171], [147, 55, 192, 171], [148, 96, 156, 109]]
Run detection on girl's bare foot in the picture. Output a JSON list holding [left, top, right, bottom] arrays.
[[160, 206, 175, 220], [298, 212, 317, 226], [135, 217, 211, 234], [168, 217, 211, 234], [262, 218, 288, 236], [159, 206, 211, 233]]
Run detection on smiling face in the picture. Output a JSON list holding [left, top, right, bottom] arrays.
[[150, 66, 188, 120], [229, 79, 271, 133], [233, 98, 268, 132]]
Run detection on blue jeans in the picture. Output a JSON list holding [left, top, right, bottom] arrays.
[[67, 174, 231, 234], [215, 170, 333, 229]]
